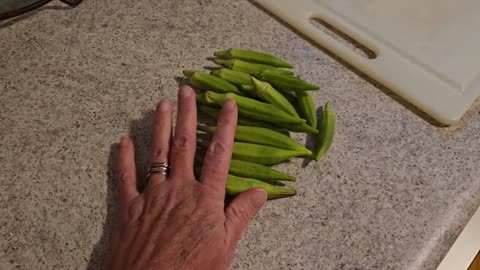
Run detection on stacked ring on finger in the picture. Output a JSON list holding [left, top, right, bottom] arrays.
[[146, 162, 170, 179]]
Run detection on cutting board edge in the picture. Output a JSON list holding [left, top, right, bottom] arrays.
[[256, 0, 477, 125]]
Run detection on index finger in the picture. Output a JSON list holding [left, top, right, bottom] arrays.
[[199, 99, 237, 191]]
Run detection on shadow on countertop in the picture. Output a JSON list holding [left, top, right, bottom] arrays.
[[85, 143, 119, 270], [86, 110, 156, 269]]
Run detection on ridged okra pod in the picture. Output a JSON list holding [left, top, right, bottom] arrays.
[[226, 174, 296, 200], [258, 69, 319, 91], [197, 141, 311, 165], [211, 68, 252, 86], [229, 159, 295, 182], [203, 91, 306, 126], [252, 77, 299, 117], [314, 102, 336, 161], [213, 59, 293, 76], [198, 125, 306, 151], [195, 155, 295, 182], [183, 70, 243, 95], [297, 91, 317, 128], [232, 142, 312, 165], [197, 105, 288, 133], [214, 48, 293, 68]]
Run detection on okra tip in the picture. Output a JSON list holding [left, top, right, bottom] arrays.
[[307, 152, 317, 160], [182, 70, 196, 78], [281, 62, 294, 69], [250, 76, 261, 88], [196, 124, 207, 132], [197, 140, 210, 149], [269, 188, 297, 199], [210, 69, 221, 76], [251, 76, 264, 86], [197, 125, 215, 133], [252, 77, 273, 97], [324, 102, 332, 111], [285, 175, 297, 182], [212, 58, 230, 66], [213, 50, 230, 59]]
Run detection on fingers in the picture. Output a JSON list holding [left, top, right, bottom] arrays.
[[117, 137, 139, 206], [147, 100, 173, 188], [199, 99, 237, 191], [225, 188, 267, 246], [170, 86, 197, 179]]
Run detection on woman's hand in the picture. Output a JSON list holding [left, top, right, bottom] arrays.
[[103, 86, 267, 270]]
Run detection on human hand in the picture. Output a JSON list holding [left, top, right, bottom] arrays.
[[103, 85, 268, 270]]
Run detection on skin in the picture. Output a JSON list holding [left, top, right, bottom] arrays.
[[103, 85, 268, 270]]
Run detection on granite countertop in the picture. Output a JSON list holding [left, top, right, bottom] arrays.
[[1, 0, 480, 269]]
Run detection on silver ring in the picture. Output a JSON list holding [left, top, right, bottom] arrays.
[[146, 162, 170, 179]]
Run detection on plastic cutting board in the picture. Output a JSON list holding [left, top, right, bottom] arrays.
[[256, 0, 480, 125]]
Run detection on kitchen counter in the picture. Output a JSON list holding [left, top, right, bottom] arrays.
[[1, 0, 479, 269]]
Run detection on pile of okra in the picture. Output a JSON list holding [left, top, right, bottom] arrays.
[[184, 48, 336, 200]]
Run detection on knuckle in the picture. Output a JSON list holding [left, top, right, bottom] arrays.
[[152, 148, 168, 161], [206, 140, 229, 157], [118, 170, 134, 184], [172, 134, 195, 152]]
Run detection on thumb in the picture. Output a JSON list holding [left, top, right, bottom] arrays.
[[225, 188, 267, 245]]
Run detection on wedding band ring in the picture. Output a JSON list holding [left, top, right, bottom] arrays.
[[146, 162, 170, 179]]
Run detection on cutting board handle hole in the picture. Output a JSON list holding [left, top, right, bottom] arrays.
[[309, 18, 377, 59]]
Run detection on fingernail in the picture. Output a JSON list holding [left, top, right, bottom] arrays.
[[159, 100, 170, 112], [179, 86, 192, 97], [250, 189, 267, 209], [120, 136, 129, 146], [223, 98, 236, 110]]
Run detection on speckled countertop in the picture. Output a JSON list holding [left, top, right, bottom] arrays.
[[1, 0, 480, 269]]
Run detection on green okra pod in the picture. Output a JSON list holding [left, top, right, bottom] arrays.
[[297, 91, 317, 128], [183, 70, 243, 95], [197, 141, 311, 164], [197, 105, 288, 134], [245, 84, 296, 105], [229, 159, 295, 182], [213, 59, 293, 76], [204, 91, 306, 126], [240, 84, 256, 96], [275, 87, 297, 105], [197, 105, 222, 118], [202, 102, 315, 133], [252, 77, 299, 117], [210, 68, 253, 86], [196, 94, 217, 106], [195, 154, 295, 182], [232, 142, 312, 165], [314, 102, 336, 161], [226, 174, 296, 200], [197, 100, 316, 134], [214, 48, 293, 68], [198, 125, 306, 151], [258, 69, 319, 92], [283, 123, 319, 134]]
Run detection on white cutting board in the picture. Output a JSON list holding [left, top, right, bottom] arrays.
[[256, 0, 480, 125]]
